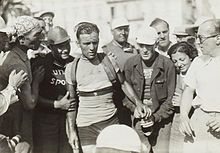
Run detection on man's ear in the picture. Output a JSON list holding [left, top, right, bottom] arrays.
[[216, 35, 220, 46]]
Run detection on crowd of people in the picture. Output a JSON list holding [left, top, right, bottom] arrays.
[[0, 9, 220, 153]]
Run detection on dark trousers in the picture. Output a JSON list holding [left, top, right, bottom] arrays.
[[33, 111, 72, 153]]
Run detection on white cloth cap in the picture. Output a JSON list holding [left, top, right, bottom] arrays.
[[136, 26, 158, 45], [96, 124, 142, 153], [111, 17, 129, 29]]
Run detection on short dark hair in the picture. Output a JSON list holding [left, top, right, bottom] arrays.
[[150, 18, 169, 29], [168, 42, 198, 60], [75, 22, 99, 40]]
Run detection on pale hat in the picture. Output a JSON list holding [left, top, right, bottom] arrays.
[[111, 17, 129, 29], [96, 124, 142, 153], [136, 26, 158, 45], [12, 16, 40, 37], [37, 10, 55, 18], [173, 26, 190, 36], [186, 16, 214, 36]]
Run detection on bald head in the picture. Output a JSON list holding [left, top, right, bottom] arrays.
[[198, 19, 220, 37], [197, 19, 220, 57]]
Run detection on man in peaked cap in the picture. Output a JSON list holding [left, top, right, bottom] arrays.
[[124, 26, 175, 153], [103, 17, 138, 71], [0, 15, 45, 150], [102, 17, 138, 126], [32, 26, 74, 153]]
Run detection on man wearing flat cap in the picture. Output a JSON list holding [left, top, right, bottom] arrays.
[[124, 26, 175, 153], [32, 26, 74, 153], [0, 16, 45, 150]]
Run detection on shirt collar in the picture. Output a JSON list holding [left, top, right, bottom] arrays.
[[112, 40, 134, 53]]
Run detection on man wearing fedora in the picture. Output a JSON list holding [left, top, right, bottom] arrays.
[[32, 26, 73, 153]]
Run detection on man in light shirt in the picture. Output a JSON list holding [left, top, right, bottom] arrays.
[[180, 19, 220, 153]]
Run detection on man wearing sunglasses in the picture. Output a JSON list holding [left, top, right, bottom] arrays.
[[180, 19, 220, 153]]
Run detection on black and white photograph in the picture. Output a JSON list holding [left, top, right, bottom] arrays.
[[0, 0, 220, 153]]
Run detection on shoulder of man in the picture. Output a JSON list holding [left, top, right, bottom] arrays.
[[65, 57, 80, 86]]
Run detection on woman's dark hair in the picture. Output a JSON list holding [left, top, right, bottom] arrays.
[[75, 22, 99, 40], [168, 42, 198, 61]]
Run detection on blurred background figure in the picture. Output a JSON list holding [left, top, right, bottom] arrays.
[[173, 25, 196, 48], [38, 11, 55, 39]]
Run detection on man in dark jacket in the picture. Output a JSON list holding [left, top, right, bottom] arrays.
[[124, 26, 175, 153]]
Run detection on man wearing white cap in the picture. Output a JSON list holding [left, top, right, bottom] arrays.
[[124, 26, 175, 153], [102, 17, 138, 71], [102, 17, 138, 126], [0, 16, 45, 150]]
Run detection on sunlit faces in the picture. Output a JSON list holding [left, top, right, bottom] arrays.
[[112, 26, 129, 44], [152, 22, 170, 48], [23, 26, 43, 50], [138, 43, 155, 61], [171, 51, 192, 74], [51, 40, 70, 60], [78, 32, 99, 60]]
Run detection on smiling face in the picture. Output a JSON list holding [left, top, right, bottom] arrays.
[[51, 40, 70, 61], [112, 26, 129, 44], [78, 31, 99, 60], [171, 51, 192, 74]]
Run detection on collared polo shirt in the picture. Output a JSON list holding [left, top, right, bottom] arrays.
[[184, 55, 220, 112]]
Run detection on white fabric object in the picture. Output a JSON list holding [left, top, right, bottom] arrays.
[[111, 17, 129, 29], [96, 124, 142, 153], [136, 27, 158, 45]]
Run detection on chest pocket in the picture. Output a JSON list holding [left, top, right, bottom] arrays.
[[155, 75, 167, 101]]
